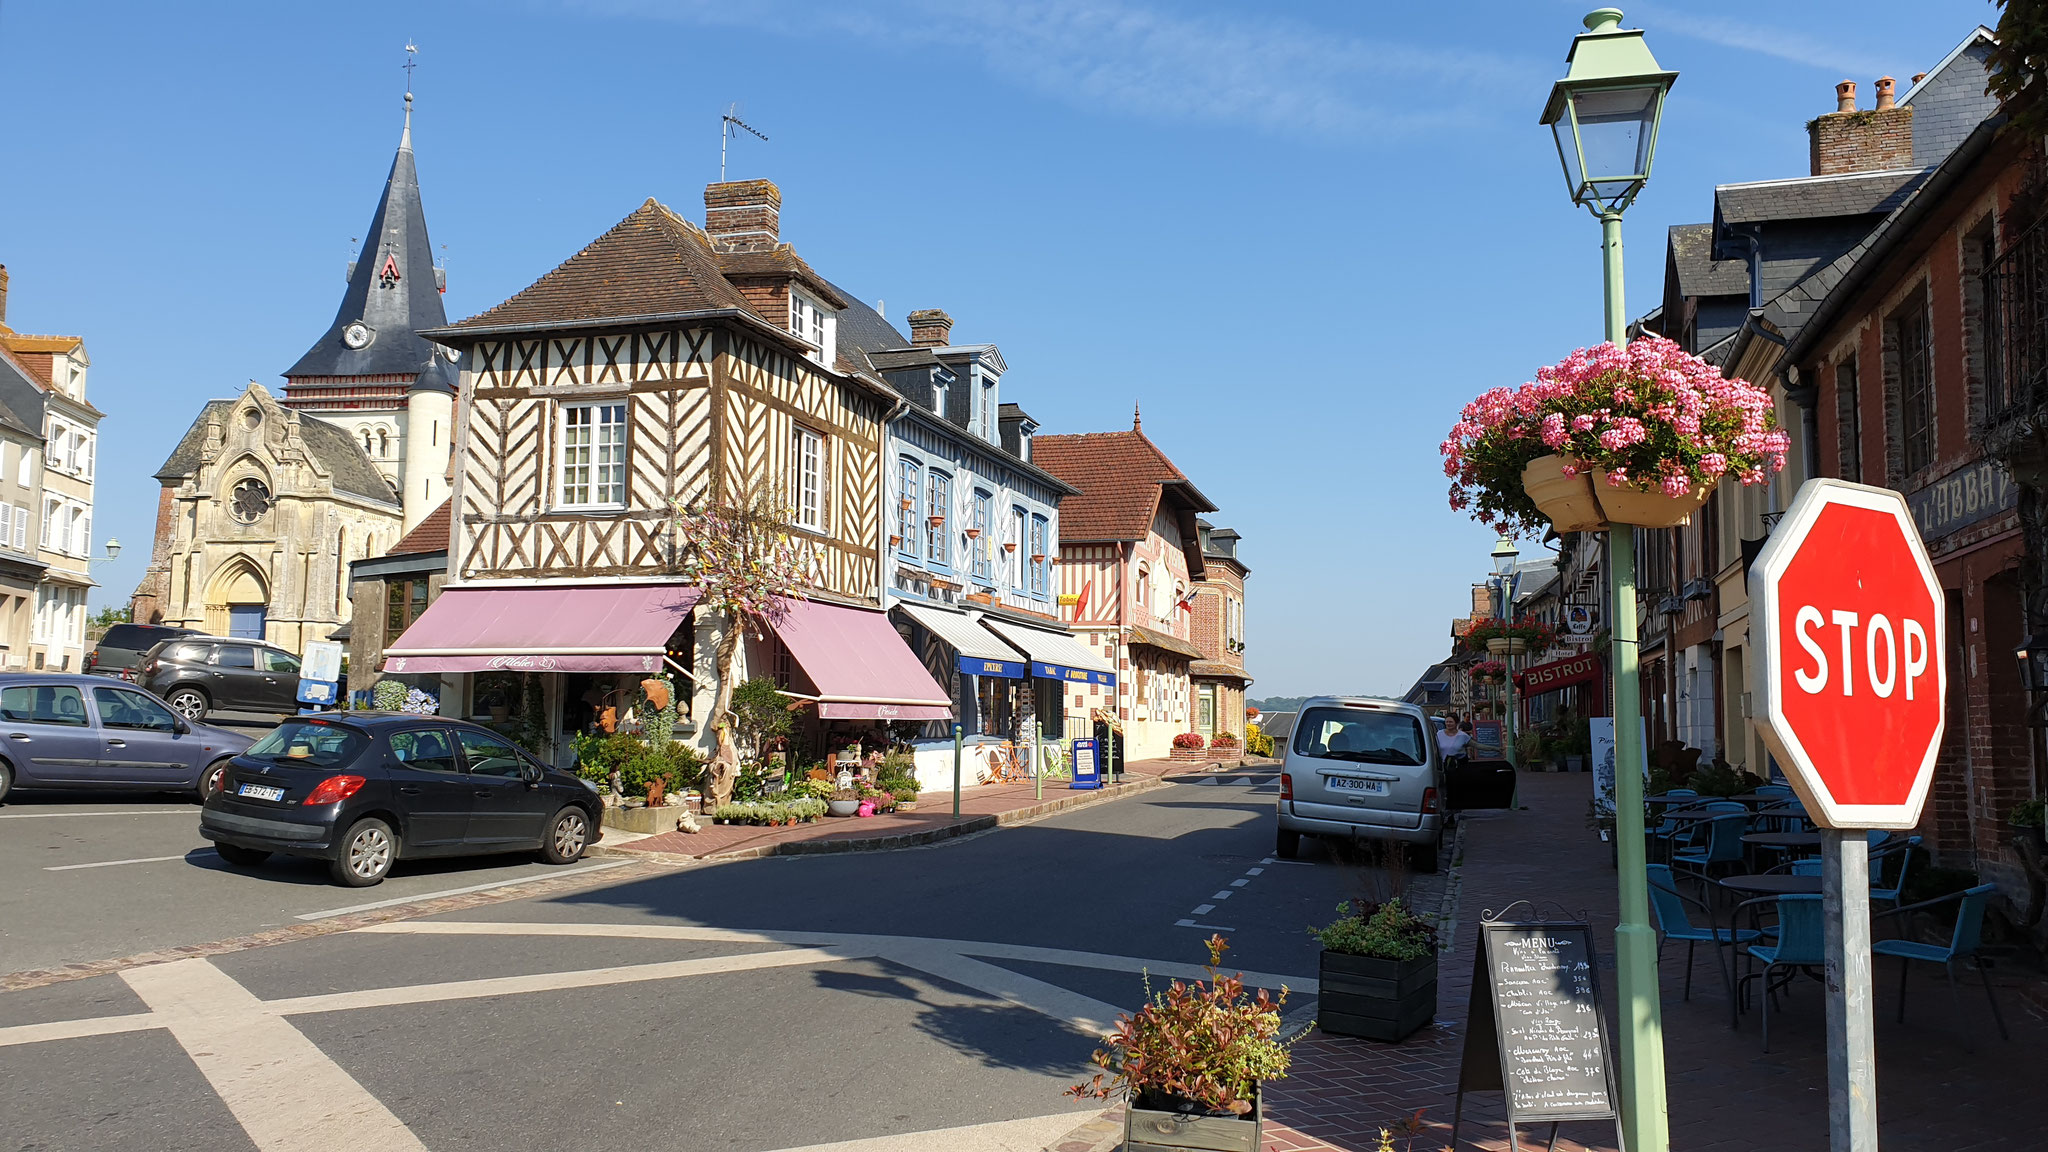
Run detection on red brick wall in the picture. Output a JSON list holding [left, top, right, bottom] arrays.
[[1808, 107, 1913, 176]]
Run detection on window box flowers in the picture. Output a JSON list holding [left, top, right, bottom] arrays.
[[1442, 337, 1787, 536]]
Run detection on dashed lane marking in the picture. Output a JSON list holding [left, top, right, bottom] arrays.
[[293, 859, 632, 920], [44, 854, 190, 872], [0, 809, 195, 819], [1173, 918, 1237, 931]]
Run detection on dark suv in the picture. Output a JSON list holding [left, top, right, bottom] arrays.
[[85, 623, 197, 680], [138, 636, 303, 719]]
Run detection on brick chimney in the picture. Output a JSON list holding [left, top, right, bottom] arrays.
[[703, 179, 780, 253], [1809, 77, 1913, 176], [907, 309, 953, 348]]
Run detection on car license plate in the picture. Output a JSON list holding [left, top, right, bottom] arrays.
[[1327, 776, 1388, 796], [237, 783, 285, 802]]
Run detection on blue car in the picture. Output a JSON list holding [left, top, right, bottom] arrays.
[[0, 673, 254, 804]]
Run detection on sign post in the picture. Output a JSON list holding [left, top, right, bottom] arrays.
[[1751, 478, 1947, 1152], [952, 723, 963, 821]]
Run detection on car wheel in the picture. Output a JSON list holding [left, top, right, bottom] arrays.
[[330, 817, 397, 887], [1275, 828, 1301, 859], [0, 760, 11, 805], [541, 806, 591, 865], [197, 759, 231, 804], [166, 687, 210, 721], [1408, 837, 1442, 874], [215, 843, 270, 867]]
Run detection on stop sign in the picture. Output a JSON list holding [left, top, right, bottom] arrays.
[[1751, 479, 1946, 830]]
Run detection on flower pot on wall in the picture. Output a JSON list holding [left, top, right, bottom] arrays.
[[900, 497, 914, 511], [1590, 470, 1717, 528], [965, 528, 981, 539], [1317, 950, 1437, 1042], [1031, 554, 1046, 564], [928, 515, 946, 528], [1003, 542, 1017, 553], [1522, 454, 1606, 533]]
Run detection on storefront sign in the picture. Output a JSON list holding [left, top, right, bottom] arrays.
[[1515, 652, 1602, 695], [956, 655, 1026, 679], [1470, 718, 1504, 760], [1070, 738, 1101, 789], [1564, 603, 1596, 638], [1057, 593, 1081, 606], [1031, 661, 1116, 687], [1907, 459, 2015, 543]]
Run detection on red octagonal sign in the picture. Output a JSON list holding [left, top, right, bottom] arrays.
[[1751, 479, 1946, 829]]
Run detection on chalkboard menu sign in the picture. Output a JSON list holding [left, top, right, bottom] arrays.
[[1451, 910, 1619, 1151]]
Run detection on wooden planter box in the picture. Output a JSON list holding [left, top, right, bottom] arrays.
[[1124, 1088, 1261, 1152], [1317, 949, 1437, 1042]]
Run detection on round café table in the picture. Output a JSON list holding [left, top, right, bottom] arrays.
[[1718, 873, 1822, 896], [1742, 832, 1822, 851]]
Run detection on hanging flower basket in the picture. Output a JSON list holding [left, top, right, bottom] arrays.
[[1458, 616, 1553, 655], [1468, 659, 1507, 684], [1443, 337, 1787, 537]]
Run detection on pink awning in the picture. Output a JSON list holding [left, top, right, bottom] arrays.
[[383, 584, 701, 674], [768, 598, 954, 721]]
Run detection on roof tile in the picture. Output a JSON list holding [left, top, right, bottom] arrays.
[[1032, 429, 1214, 542]]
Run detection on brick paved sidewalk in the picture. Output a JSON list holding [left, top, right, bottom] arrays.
[[599, 757, 1264, 860], [1242, 773, 2048, 1152]]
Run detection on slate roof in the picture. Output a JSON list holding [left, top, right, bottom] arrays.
[[285, 103, 451, 379], [155, 395, 398, 505], [1714, 168, 1930, 225], [0, 347, 48, 439], [1668, 224, 1749, 298], [829, 285, 910, 359], [433, 199, 759, 336], [389, 498, 451, 555], [1031, 428, 1216, 542]]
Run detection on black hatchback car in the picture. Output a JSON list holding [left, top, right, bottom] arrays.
[[200, 713, 603, 887], [138, 636, 303, 718]]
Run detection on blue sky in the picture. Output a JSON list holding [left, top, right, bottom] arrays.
[[0, 0, 2000, 696]]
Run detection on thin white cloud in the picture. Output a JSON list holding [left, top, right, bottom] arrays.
[[1636, 6, 1891, 78], [562, 0, 1543, 139]]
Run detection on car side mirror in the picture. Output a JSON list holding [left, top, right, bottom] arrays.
[[172, 718, 191, 735], [521, 762, 544, 786]]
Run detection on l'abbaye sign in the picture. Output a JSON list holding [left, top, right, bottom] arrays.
[[1750, 479, 1946, 830], [1514, 652, 1602, 695]]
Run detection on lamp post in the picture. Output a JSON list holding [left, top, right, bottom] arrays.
[[1539, 10, 1677, 1152], [1489, 536, 1521, 765], [89, 538, 122, 567]]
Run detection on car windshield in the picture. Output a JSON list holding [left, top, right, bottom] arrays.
[[243, 720, 367, 768], [1294, 707, 1427, 766]]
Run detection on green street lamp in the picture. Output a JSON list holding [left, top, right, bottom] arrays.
[[1540, 10, 1676, 1152]]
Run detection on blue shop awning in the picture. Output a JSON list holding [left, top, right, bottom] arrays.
[[982, 618, 1117, 687]]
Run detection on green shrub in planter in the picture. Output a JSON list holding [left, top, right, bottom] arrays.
[[1310, 900, 1439, 1042]]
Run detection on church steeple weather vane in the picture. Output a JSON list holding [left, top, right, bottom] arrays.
[[401, 42, 418, 147]]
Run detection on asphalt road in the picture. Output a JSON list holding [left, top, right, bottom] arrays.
[[0, 770, 1421, 1152]]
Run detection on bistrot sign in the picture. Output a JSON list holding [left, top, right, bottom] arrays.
[[1750, 479, 1946, 830]]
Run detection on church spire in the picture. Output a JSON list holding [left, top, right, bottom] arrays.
[[282, 56, 448, 390]]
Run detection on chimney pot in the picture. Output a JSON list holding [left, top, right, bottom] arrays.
[[1911, 72, 1927, 86], [1810, 78, 1912, 175], [1835, 80, 1857, 113], [906, 309, 953, 348], [1874, 76, 1896, 111], [703, 179, 781, 253]]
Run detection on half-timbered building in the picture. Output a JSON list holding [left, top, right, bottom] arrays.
[[390, 180, 949, 758], [836, 301, 1106, 741], [1033, 416, 1214, 761]]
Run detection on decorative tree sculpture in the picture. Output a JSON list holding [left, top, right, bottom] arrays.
[[672, 483, 813, 807]]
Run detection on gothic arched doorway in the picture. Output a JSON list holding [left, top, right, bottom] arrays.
[[206, 558, 270, 641]]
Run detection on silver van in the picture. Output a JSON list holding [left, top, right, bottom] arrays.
[[1275, 696, 1443, 870]]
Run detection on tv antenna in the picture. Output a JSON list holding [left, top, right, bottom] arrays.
[[720, 103, 767, 181]]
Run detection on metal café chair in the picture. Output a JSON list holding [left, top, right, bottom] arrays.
[[1868, 835, 1922, 907], [1647, 864, 1759, 1004], [1872, 883, 2009, 1051], [1673, 807, 1748, 886], [1734, 893, 1826, 1053]]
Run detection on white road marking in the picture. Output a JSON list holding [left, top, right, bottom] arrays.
[[759, 1111, 1095, 1152], [1196, 778, 1218, 785], [0, 809, 195, 819], [1210, 890, 1233, 900], [268, 946, 860, 1016], [891, 946, 1122, 1036], [1231, 777, 1253, 786], [1260, 856, 1314, 866], [1173, 919, 1237, 931], [0, 1012, 161, 1049], [1229, 879, 1249, 887], [121, 958, 427, 1152], [44, 853, 191, 872], [293, 859, 633, 919], [1245, 867, 1264, 875], [1191, 903, 1215, 915]]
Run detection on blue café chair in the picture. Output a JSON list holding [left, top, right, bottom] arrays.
[[1873, 883, 2009, 1051], [1868, 835, 1922, 907], [1735, 893, 1826, 1053], [1647, 864, 1758, 1003], [1649, 788, 1701, 850], [1673, 808, 1747, 883]]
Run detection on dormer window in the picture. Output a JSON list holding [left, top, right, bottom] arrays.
[[932, 370, 951, 419], [789, 289, 835, 365]]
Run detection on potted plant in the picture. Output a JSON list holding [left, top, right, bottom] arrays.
[[1310, 899, 1439, 1042], [900, 496, 914, 511], [827, 788, 861, 817], [1070, 936, 1291, 1152], [1442, 336, 1788, 537], [1456, 617, 1554, 657], [1467, 659, 1507, 685], [1173, 733, 1206, 750]]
